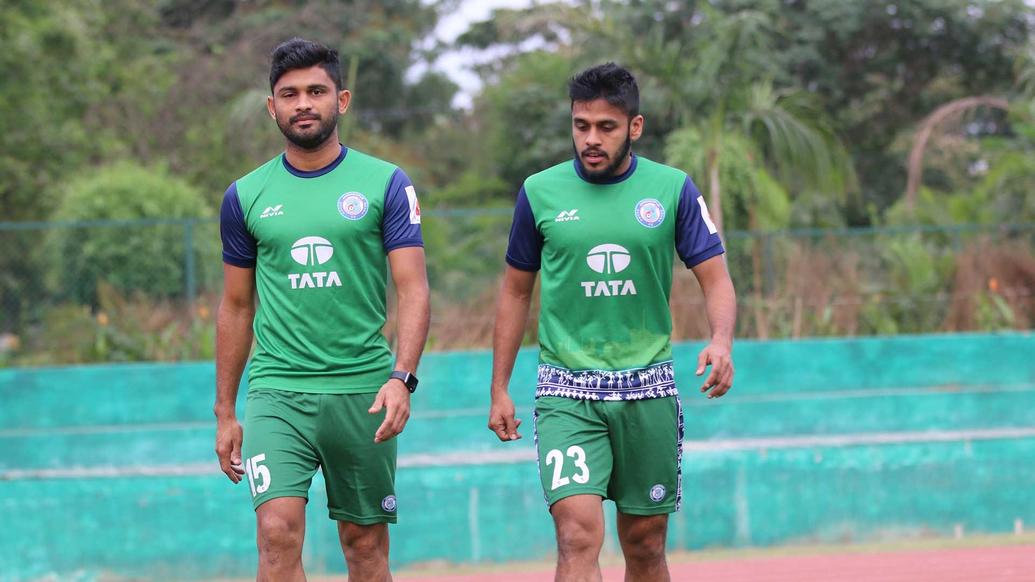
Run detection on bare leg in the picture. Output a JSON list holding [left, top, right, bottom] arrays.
[[551, 494, 605, 582], [617, 512, 670, 582], [338, 521, 392, 582], [256, 497, 307, 582]]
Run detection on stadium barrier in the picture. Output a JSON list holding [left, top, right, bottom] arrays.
[[1, 333, 1034, 579]]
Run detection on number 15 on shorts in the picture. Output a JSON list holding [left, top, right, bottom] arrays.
[[545, 445, 590, 490]]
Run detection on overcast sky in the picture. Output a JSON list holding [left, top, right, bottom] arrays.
[[414, 0, 541, 108]]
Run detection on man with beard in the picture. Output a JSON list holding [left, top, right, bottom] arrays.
[[488, 63, 737, 581], [216, 38, 429, 582]]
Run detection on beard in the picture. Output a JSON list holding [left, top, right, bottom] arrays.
[[277, 110, 339, 150], [574, 132, 633, 180]]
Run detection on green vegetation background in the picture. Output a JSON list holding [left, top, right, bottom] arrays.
[[2, 0, 1034, 365]]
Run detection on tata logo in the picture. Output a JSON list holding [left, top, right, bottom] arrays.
[[581, 243, 637, 297], [288, 236, 342, 289]]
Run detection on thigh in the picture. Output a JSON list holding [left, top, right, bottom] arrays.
[[316, 392, 398, 524], [243, 389, 321, 510], [534, 397, 612, 507], [605, 396, 682, 515]]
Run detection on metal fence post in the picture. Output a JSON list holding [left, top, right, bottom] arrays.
[[184, 220, 196, 312]]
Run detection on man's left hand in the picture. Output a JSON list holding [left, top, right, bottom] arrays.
[[369, 379, 411, 443], [696, 340, 734, 399]]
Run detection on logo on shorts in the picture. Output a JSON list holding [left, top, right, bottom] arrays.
[[338, 192, 369, 220], [649, 484, 666, 503], [635, 198, 665, 228], [381, 495, 397, 512]]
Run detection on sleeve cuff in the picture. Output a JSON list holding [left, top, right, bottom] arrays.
[[506, 254, 541, 272], [384, 239, 425, 253], [222, 254, 256, 268], [682, 244, 725, 269]]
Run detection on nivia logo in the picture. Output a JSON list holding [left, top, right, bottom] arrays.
[[649, 484, 666, 503], [260, 204, 284, 219], [381, 495, 397, 512], [288, 236, 342, 289], [581, 243, 637, 297], [555, 209, 580, 222]]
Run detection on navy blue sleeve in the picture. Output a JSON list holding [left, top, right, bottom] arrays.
[[382, 168, 425, 253], [675, 177, 724, 268], [505, 187, 543, 271], [220, 182, 257, 268]]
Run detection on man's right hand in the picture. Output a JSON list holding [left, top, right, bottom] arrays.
[[488, 392, 522, 442], [215, 417, 245, 483]]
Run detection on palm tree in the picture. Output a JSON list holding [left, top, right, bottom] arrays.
[[591, 4, 856, 233]]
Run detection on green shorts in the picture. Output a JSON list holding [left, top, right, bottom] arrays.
[[533, 395, 683, 515], [242, 388, 397, 524]]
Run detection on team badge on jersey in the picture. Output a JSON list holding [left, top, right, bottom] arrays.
[[338, 192, 369, 220], [635, 198, 665, 228]]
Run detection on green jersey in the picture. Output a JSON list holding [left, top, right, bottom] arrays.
[[220, 146, 423, 393], [506, 155, 723, 400]]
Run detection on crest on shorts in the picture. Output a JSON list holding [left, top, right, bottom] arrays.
[[649, 484, 666, 502], [381, 495, 398, 512], [338, 192, 369, 220], [635, 198, 665, 228]]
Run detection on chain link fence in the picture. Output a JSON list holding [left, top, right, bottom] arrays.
[[1, 215, 1032, 366]]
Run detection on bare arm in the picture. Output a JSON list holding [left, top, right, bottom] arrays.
[[368, 247, 430, 443], [388, 246, 431, 375], [214, 264, 256, 483], [690, 255, 737, 398], [488, 265, 537, 441]]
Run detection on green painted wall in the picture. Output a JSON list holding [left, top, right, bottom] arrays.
[[1, 333, 1034, 580]]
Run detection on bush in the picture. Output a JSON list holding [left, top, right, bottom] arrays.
[[48, 162, 212, 303]]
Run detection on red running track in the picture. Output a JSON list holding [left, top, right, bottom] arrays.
[[398, 545, 1035, 581]]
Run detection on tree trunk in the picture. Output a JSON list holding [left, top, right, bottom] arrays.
[[904, 95, 1009, 212], [707, 148, 723, 234]]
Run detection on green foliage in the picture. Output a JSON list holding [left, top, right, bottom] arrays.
[[478, 50, 575, 191], [48, 163, 212, 303]]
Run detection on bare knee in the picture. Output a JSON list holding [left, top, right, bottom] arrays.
[[553, 506, 604, 557], [618, 515, 667, 564], [257, 510, 304, 559], [338, 523, 389, 564]]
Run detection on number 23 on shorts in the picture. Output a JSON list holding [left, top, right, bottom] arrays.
[[544, 445, 590, 490]]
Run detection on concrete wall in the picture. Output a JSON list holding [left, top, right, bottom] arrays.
[[2, 333, 1034, 580]]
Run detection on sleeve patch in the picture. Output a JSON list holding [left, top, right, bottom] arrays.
[[405, 185, 421, 224]]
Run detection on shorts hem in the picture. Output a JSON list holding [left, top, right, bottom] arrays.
[[329, 510, 397, 525], [614, 504, 678, 516], [546, 488, 607, 508], [253, 492, 309, 511]]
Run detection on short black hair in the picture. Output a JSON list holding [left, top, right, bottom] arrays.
[[269, 38, 342, 92], [568, 63, 639, 117]]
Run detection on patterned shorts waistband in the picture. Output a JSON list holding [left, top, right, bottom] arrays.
[[535, 362, 677, 401]]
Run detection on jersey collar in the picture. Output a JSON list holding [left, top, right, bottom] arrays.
[[282, 144, 348, 178], [573, 153, 638, 185]]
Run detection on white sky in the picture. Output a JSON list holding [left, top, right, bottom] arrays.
[[412, 0, 541, 108]]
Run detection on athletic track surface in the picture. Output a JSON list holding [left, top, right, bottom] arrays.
[[396, 544, 1035, 581]]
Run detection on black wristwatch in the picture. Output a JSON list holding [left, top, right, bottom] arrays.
[[389, 370, 418, 393]]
